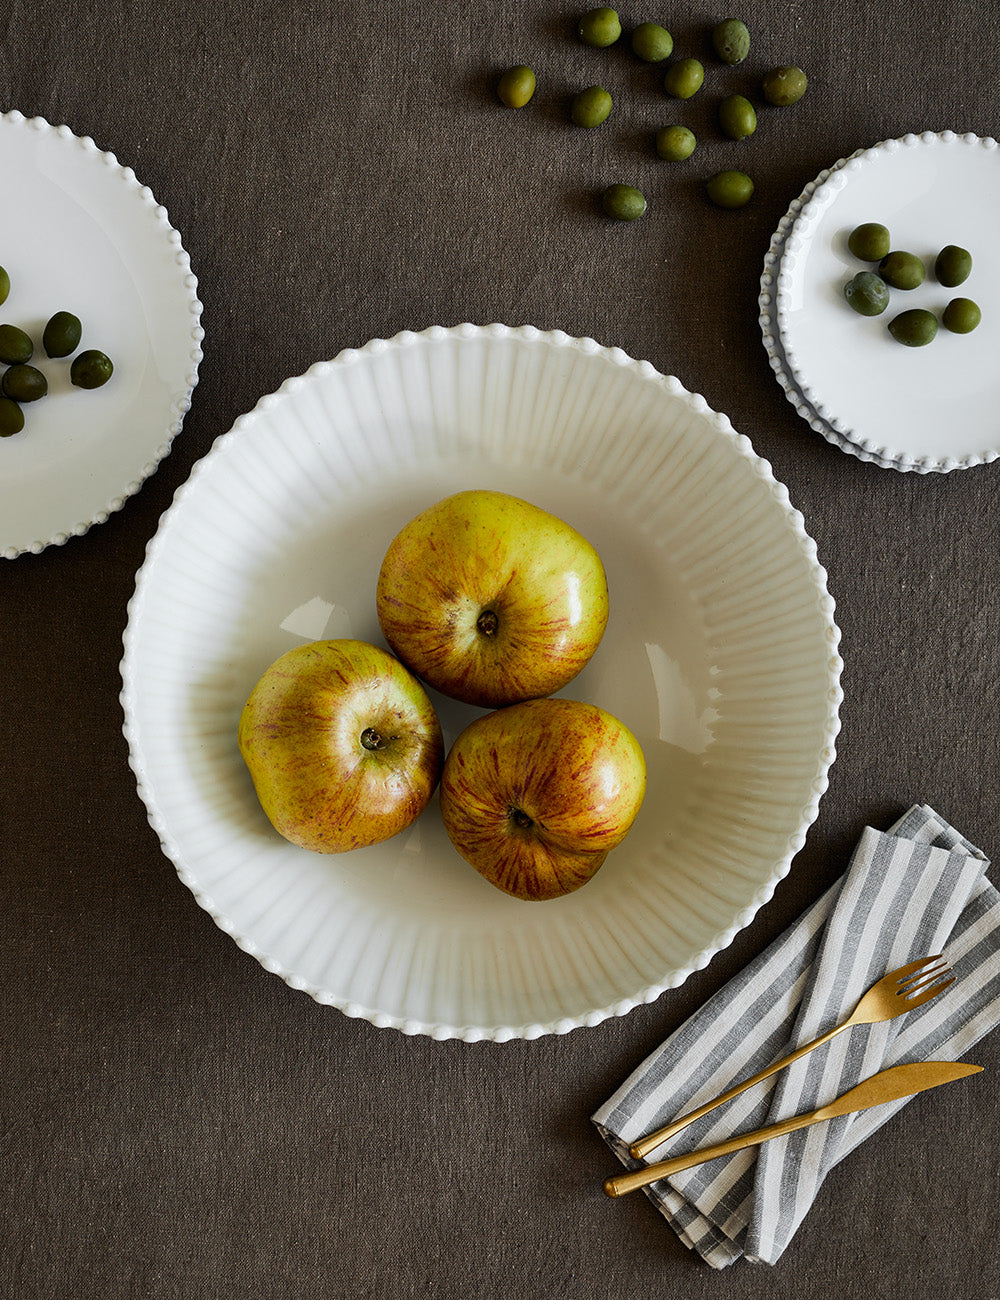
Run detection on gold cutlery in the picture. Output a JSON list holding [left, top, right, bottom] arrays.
[[605, 1060, 982, 1197], [629, 954, 954, 1161]]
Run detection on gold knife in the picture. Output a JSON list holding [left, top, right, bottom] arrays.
[[603, 1060, 983, 1198]]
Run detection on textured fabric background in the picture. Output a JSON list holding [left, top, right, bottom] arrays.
[[3, 1, 1000, 1297]]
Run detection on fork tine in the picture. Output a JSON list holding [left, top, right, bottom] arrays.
[[899, 975, 955, 1007], [899, 962, 951, 995], [892, 954, 945, 982]]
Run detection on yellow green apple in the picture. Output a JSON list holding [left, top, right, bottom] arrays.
[[439, 697, 646, 900], [238, 639, 444, 853], [376, 490, 609, 708]]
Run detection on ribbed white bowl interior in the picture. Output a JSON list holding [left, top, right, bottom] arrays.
[[121, 325, 842, 1041]]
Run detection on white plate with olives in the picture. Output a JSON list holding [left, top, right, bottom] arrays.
[[774, 131, 998, 472], [0, 110, 203, 558], [759, 157, 903, 471]]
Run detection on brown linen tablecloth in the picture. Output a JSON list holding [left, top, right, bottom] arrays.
[[3, 2, 999, 1297]]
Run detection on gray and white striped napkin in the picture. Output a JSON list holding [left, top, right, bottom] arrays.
[[593, 804, 1000, 1268]]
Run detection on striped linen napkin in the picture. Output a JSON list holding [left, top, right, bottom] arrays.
[[593, 804, 1000, 1268]]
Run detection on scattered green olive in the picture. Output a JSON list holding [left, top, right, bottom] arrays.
[[71, 349, 114, 389], [844, 271, 889, 317], [879, 250, 925, 290], [848, 222, 891, 262], [0, 323, 33, 365], [0, 266, 9, 307], [705, 169, 754, 209], [655, 124, 696, 161], [762, 65, 808, 105], [601, 183, 647, 221], [942, 297, 981, 334], [43, 310, 83, 358], [718, 93, 757, 140], [935, 244, 972, 288], [578, 6, 621, 47], [631, 21, 673, 62], [0, 395, 24, 437], [663, 57, 704, 99], [497, 65, 536, 109], [888, 308, 938, 347], [2, 363, 48, 402], [712, 19, 750, 65], [571, 85, 613, 128]]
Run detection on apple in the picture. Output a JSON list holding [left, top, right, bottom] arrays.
[[439, 697, 646, 901], [376, 489, 609, 708], [238, 639, 444, 853]]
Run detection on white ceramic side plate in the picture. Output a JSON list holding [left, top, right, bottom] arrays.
[[0, 111, 203, 557], [758, 153, 907, 471], [121, 325, 843, 1041], [777, 132, 999, 471]]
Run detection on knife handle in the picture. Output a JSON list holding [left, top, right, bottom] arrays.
[[604, 1109, 820, 1198], [628, 1021, 845, 1160]]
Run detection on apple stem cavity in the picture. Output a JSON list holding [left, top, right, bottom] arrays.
[[509, 806, 534, 831], [360, 727, 389, 752], [476, 609, 499, 637]]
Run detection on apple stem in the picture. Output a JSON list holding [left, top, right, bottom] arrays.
[[476, 609, 499, 637]]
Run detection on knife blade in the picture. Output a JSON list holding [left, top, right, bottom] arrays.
[[814, 1060, 981, 1119], [603, 1060, 983, 1198]]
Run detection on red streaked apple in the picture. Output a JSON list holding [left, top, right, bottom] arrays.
[[439, 697, 646, 901], [375, 489, 609, 708], [238, 639, 444, 853]]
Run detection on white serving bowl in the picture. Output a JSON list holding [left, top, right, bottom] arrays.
[[121, 324, 842, 1041]]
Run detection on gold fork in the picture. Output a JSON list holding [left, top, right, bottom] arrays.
[[628, 954, 954, 1161]]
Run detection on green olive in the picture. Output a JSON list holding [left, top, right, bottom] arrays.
[[0, 323, 33, 365], [43, 310, 83, 358], [935, 244, 972, 288], [712, 19, 750, 65], [848, 222, 891, 262], [497, 65, 536, 108], [601, 183, 647, 221], [706, 169, 754, 209], [571, 85, 613, 127], [844, 271, 889, 317], [663, 57, 704, 99], [762, 65, 807, 105], [0, 395, 24, 437], [631, 21, 673, 62], [718, 93, 756, 140], [0, 266, 9, 306], [879, 250, 924, 290], [942, 297, 981, 334], [71, 349, 114, 389], [2, 363, 48, 402], [578, 6, 621, 46], [655, 124, 696, 161], [888, 308, 938, 347]]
